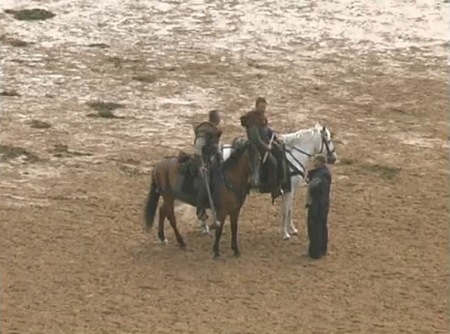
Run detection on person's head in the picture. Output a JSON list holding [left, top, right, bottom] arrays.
[[312, 154, 327, 169], [208, 110, 221, 125], [255, 97, 267, 113]]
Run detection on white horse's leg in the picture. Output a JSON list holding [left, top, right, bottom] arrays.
[[288, 176, 301, 236], [286, 195, 296, 236], [280, 190, 293, 240], [287, 201, 298, 236], [199, 219, 210, 235]]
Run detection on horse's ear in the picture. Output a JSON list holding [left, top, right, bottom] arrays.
[[322, 125, 326, 131]]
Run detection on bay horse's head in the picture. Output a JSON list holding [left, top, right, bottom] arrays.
[[228, 137, 261, 186]]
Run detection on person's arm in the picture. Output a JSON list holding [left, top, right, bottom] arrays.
[[267, 124, 285, 144], [214, 129, 223, 162], [308, 176, 323, 196], [248, 125, 270, 152]]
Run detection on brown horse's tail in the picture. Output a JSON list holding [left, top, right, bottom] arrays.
[[144, 174, 160, 230]]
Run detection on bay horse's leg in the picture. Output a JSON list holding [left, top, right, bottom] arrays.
[[166, 199, 186, 249], [213, 209, 227, 259], [230, 209, 240, 258], [158, 203, 168, 244]]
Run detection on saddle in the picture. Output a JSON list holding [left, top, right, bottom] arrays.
[[177, 150, 218, 179], [177, 151, 197, 176], [259, 143, 291, 194]]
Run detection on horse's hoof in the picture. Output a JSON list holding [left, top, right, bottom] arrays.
[[290, 231, 299, 236], [283, 236, 291, 241], [201, 225, 211, 236], [179, 242, 186, 249], [159, 238, 168, 245], [213, 253, 220, 260], [233, 251, 240, 258]]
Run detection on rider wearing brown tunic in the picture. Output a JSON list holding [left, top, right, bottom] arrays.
[[240, 97, 283, 201]]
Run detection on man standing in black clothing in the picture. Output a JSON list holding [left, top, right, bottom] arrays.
[[305, 154, 332, 259]]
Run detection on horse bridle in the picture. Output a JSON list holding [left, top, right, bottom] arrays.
[[284, 128, 334, 178], [287, 128, 334, 157], [320, 130, 335, 156]]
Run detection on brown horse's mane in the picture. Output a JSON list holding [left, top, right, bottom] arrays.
[[222, 141, 249, 170]]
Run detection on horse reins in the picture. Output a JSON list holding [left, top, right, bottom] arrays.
[[284, 131, 334, 179]]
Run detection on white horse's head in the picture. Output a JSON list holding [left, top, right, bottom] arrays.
[[314, 122, 338, 164], [281, 122, 338, 164]]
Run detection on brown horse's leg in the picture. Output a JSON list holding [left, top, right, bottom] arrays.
[[213, 209, 228, 259], [230, 209, 241, 258], [166, 199, 186, 249], [158, 202, 167, 244]]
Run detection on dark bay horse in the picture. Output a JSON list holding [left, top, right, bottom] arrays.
[[144, 138, 260, 258]]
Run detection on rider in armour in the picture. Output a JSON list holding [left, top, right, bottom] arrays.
[[240, 97, 288, 202], [193, 110, 223, 220]]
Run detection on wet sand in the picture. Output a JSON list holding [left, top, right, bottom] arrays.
[[1, 1, 449, 333]]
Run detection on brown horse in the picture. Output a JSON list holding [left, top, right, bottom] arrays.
[[144, 138, 260, 259]]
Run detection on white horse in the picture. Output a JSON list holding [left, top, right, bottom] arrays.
[[276, 123, 337, 239], [205, 122, 337, 239]]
